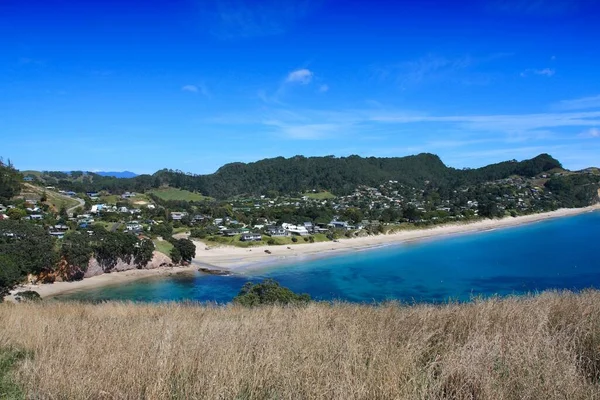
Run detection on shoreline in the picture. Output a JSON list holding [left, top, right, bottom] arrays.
[[9, 205, 599, 299], [8, 265, 198, 300], [191, 205, 600, 272]]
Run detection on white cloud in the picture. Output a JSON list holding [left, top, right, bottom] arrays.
[[285, 69, 313, 85], [208, 0, 314, 39], [318, 84, 329, 93], [182, 84, 211, 98], [182, 85, 199, 93], [264, 120, 338, 139], [554, 94, 600, 110], [579, 128, 600, 138], [521, 68, 555, 77]]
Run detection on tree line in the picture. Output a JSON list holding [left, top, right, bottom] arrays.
[[25, 153, 564, 200]]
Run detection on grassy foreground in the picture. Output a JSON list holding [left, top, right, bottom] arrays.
[[2, 291, 600, 399]]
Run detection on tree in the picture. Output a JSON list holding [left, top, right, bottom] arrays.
[[60, 232, 93, 280], [170, 246, 182, 264], [170, 238, 195, 264], [0, 220, 58, 296], [0, 254, 20, 300], [134, 239, 155, 268], [6, 208, 26, 220], [152, 223, 173, 240], [0, 158, 22, 202], [233, 279, 311, 306]]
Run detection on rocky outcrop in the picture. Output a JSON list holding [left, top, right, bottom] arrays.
[[84, 251, 173, 278]]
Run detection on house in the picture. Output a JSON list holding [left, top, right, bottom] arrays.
[[303, 222, 314, 233], [49, 231, 65, 239], [192, 214, 207, 223], [222, 229, 240, 237], [54, 224, 69, 231], [90, 204, 105, 214], [328, 220, 350, 230], [282, 223, 309, 236], [126, 221, 143, 232], [170, 211, 188, 221], [121, 192, 135, 199], [23, 176, 34, 182], [30, 214, 43, 220], [266, 226, 289, 237], [240, 233, 262, 242], [118, 206, 129, 213]]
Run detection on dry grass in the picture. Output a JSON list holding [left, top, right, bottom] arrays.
[[2, 291, 600, 399]]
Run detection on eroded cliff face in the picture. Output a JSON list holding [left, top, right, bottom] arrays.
[[84, 251, 173, 278]]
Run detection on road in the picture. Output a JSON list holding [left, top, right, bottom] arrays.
[[67, 196, 85, 215]]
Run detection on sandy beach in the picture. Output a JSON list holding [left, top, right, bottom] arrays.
[[10, 205, 599, 299], [191, 205, 600, 271], [8, 265, 198, 300]]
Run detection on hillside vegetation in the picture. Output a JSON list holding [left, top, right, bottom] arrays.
[[2, 290, 600, 399], [22, 153, 568, 199]]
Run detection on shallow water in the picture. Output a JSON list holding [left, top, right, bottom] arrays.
[[57, 211, 600, 303]]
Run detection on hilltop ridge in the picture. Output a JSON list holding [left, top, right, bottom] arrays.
[[21, 153, 564, 199]]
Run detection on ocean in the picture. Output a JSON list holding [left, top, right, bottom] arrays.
[[56, 211, 600, 303]]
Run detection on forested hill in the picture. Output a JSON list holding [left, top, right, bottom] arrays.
[[24, 153, 563, 199]]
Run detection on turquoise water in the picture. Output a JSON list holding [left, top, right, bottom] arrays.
[[57, 211, 600, 303]]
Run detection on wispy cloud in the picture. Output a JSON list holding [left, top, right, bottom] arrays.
[[374, 53, 510, 87], [181, 84, 211, 98], [263, 120, 340, 139], [285, 69, 313, 84], [259, 68, 318, 104], [520, 68, 555, 77], [318, 84, 329, 93], [554, 94, 600, 110], [205, 0, 315, 39], [579, 127, 600, 138], [182, 85, 199, 93], [486, 0, 596, 16]]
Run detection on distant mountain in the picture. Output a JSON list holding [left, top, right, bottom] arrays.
[[94, 171, 138, 178]]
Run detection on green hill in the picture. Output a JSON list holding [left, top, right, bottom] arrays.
[[18, 153, 565, 200]]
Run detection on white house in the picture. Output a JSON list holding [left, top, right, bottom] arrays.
[[281, 223, 309, 236]]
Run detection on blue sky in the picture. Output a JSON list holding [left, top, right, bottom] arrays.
[[1, 0, 600, 174]]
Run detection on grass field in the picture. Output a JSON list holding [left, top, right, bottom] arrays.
[[2, 290, 600, 398], [206, 233, 331, 247], [302, 191, 336, 200], [147, 188, 211, 202], [153, 239, 174, 256], [20, 184, 81, 212]]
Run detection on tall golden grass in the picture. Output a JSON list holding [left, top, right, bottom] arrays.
[[2, 291, 600, 399]]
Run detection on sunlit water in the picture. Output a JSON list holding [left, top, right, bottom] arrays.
[[56, 211, 600, 304]]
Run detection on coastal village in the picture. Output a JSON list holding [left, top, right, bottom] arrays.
[[3, 168, 598, 257]]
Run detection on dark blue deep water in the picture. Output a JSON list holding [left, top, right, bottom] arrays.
[[56, 211, 600, 303]]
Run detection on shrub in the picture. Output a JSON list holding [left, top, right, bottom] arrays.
[[14, 291, 41, 302], [233, 279, 311, 307], [291, 236, 298, 243]]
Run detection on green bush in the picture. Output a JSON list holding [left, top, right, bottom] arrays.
[[233, 279, 311, 307], [14, 291, 41, 302]]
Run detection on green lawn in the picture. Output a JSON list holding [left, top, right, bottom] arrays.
[[147, 188, 211, 202], [302, 191, 336, 200], [153, 240, 174, 256], [205, 233, 331, 248]]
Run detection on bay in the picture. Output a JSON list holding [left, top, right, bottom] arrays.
[[56, 211, 600, 303]]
